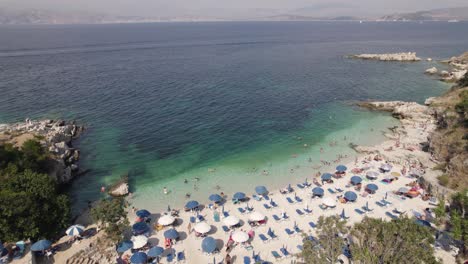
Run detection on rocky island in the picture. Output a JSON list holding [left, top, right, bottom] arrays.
[[350, 52, 421, 61]]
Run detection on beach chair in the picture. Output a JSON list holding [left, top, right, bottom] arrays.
[[238, 208, 246, 214], [243, 256, 251, 264], [309, 222, 316, 228], [285, 228, 295, 236], [382, 199, 392, 205], [263, 204, 272, 210], [335, 188, 344, 193], [297, 245, 304, 251], [270, 200, 278, 207], [304, 208, 312, 214], [259, 234, 269, 243], [272, 214, 281, 222], [355, 208, 366, 215], [386, 212, 398, 220], [197, 215, 205, 222], [286, 197, 295, 204], [190, 216, 196, 223], [263, 195, 270, 200], [252, 194, 262, 201], [297, 183, 304, 189], [328, 188, 336, 194], [294, 225, 301, 233], [375, 201, 386, 207], [294, 196, 303, 203], [13, 241, 25, 259], [296, 209, 305, 216], [282, 213, 289, 220], [223, 211, 229, 217], [280, 248, 290, 257], [319, 204, 327, 210], [222, 225, 230, 233], [268, 231, 278, 240], [167, 252, 174, 263], [271, 251, 282, 259], [177, 251, 185, 263]]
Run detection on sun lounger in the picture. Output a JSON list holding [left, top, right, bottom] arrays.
[[296, 209, 304, 216], [297, 245, 304, 251], [280, 248, 290, 257], [282, 213, 289, 220], [271, 251, 282, 259], [252, 194, 262, 201], [223, 211, 229, 217], [335, 188, 344, 193], [294, 196, 303, 203], [177, 251, 185, 262], [190, 216, 196, 223], [272, 214, 281, 222], [328, 188, 336, 194], [259, 234, 269, 243], [263, 204, 271, 210], [197, 215, 204, 222], [286, 197, 295, 204], [285, 228, 295, 236], [319, 204, 327, 210], [382, 199, 392, 205], [268, 231, 278, 240], [294, 226, 301, 233], [297, 183, 304, 189], [167, 252, 174, 262], [222, 225, 230, 233], [238, 208, 246, 214], [270, 200, 278, 207], [304, 208, 312, 214], [386, 211, 398, 220], [355, 208, 365, 215], [243, 256, 251, 264], [309, 222, 316, 228], [375, 201, 386, 207]]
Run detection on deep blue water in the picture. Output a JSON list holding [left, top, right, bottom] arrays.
[[0, 21, 466, 212]]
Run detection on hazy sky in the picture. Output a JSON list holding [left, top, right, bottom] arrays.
[[2, 0, 468, 17]]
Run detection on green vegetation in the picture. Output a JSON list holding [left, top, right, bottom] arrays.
[[458, 72, 468, 88], [0, 140, 70, 242], [437, 174, 450, 187], [448, 190, 468, 257], [91, 197, 129, 243]]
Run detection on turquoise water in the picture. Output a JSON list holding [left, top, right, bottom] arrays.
[[0, 21, 461, 213]]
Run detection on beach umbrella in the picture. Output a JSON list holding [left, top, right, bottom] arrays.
[[209, 194, 223, 203], [380, 163, 393, 172], [116, 240, 133, 253], [31, 240, 52, 252], [131, 235, 148, 249], [130, 252, 147, 264], [384, 192, 388, 200], [398, 187, 409, 194], [147, 246, 164, 257], [366, 183, 379, 193], [66, 224, 85, 236], [391, 172, 401, 177], [364, 201, 371, 211], [223, 215, 240, 227], [344, 191, 357, 202], [164, 228, 179, 239], [232, 231, 249, 243], [194, 222, 211, 234], [340, 209, 348, 219], [185, 200, 200, 210], [202, 237, 217, 253], [336, 165, 347, 172], [132, 222, 149, 234], [136, 209, 151, 218], [312, 187, 324, 196], [158, 215, 175, 226], [350, 176, 362, 185], [366, 171, 379, 180], [321, 173, 332, 181], [249, 212, 265, 222], [255, 186, 268, 195], [322, 197, 337, 207], [233, 192, 246, 200]]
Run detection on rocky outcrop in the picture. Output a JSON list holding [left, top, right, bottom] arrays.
[[425, 67, 438, 74], [350, 52, 421, 61], [0, 119, 84, 184], [439, 52, 468, 82], [357, 101, 432, 121], [108, 176, 129, 197]]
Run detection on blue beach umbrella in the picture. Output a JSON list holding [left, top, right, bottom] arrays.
[[336, 165, 347, 172], [366, 183, 379, 193], [233, 192, 246, 200], [366, 171, 379, 180], [130, 252, 147, 264], [321, 173, 332, 181], [185, 200, 200, 210], [164, 228, 179, 239], [136, 209, 151, 218], [344, 191, 357, 202], [350, 176, 362, 185], [31, 240, 52, 252], [255, 186, 268, 195], [202, 237, 217, 253], [364, 201, 371, 211], [340, 209, 348, 219], [147, 246, 164, 257], [66, 225, 85, 236], [116, 240, 133, 253], [209, 194, 223, 203], [312, 187, 324, 197], [132, 222, 149, 235]]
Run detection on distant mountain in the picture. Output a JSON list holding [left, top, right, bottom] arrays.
[[380, 7, 468, 21], [258, 14, 359, 21]]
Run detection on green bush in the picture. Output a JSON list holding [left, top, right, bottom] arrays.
[[438, 174, 450, 186], [458, 72, 468, 88]]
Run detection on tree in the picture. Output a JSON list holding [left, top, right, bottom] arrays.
[[434, 197, 447, 225], [301, 216, 348, 264], [350, 217, 439, 264], [91, 198, 129, 243], [451, 211, 463, 240]]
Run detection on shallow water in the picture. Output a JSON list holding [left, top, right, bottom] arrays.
[[0, 21, 463, 213]]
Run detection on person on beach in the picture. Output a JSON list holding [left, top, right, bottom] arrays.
[[225, 254, 232, 264], [187, 222, 192, 234]]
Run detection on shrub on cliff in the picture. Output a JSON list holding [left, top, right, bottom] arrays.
[[0, 139, 49, 173], [458, 72, 468, 88], [91, 197, 129, 243]]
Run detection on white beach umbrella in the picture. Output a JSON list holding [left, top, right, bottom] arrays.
[[131, 235, 148, 249], [231, 231, 249, 243], [323, 197, 337, 207], [66, 225, 85, 236], [249, 212, 265, 222], [194, 222, 211, 234], [223, 216, 240, 227], [380, 163, 393, 172], [158, 215, 175, 226]]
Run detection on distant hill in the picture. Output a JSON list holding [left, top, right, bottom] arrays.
[[380, 7, 468, 21]]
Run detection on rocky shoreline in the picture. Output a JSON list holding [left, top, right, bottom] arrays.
[[0, 119, 85, 184], [350, 52, 421, 61]]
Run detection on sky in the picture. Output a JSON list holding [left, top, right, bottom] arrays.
[[1, 0, 468, 18]]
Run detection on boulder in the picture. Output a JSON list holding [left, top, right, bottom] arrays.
[[109, 182, 129, 197], [351, 52, 421, 61], [425, 67, 438, 74]]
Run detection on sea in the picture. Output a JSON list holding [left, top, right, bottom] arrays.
[[0, 21, 466, 214]]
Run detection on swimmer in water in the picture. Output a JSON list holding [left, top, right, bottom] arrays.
[[185, 193, 191, 198], [163, 187, 168, 195], [184, 179, 188, 184]]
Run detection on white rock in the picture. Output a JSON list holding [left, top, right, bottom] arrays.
[[427, 58, 432, 61], [425, 67, 438, 74], [109, 182, 129, 197], [352, 52, 421, 61]]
